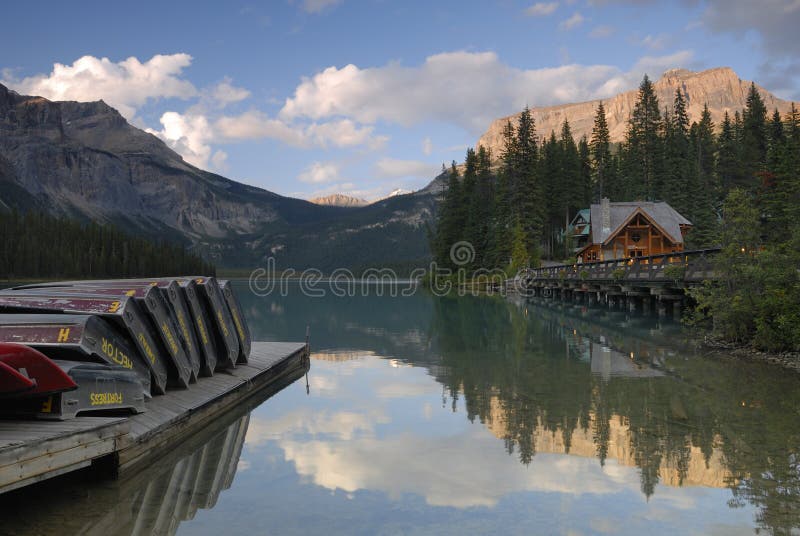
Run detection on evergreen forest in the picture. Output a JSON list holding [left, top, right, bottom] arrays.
[[430, 75, 800, 351], [0, 210, 216, 280]]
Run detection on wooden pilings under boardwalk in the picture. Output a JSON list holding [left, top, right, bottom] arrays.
[[0, 341, 309, 494]]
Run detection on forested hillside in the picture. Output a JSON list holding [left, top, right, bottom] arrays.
[[431, 76, 800, 351], [0, 210, 215, 280]]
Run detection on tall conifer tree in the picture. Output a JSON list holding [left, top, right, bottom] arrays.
[[590, 101, 611, 201]]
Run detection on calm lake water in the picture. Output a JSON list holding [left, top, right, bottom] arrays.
[[5, 281, 800, 535]]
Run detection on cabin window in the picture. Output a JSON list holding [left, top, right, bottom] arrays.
[[631, 231, 642, 243], [589, 252, 598, 261]]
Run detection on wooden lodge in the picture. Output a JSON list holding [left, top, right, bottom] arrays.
[[572, 198, 692, 263]]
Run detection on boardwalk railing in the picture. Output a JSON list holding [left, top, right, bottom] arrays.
[[519, 248, 720, 286]]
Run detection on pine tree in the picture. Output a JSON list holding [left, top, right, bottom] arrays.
[[508, 217, 531, 275], [717, 112, 741, 191], [624, 75, 663, 200], [590, 101, 611, 201], [559, 119, 583, 256], [541, 131, 561, 258], [741, 83, 768, 188], [433, 162, 465, 268], [769, 109, 784, 147], [513, 107, 543, 263], [578, 135, 592, 209], [661, 89, 691, 215], [489, 171, 511, 268], [687, 104, 719, 247], [465, 146, 495, 268], [461, 148, 479, 270]]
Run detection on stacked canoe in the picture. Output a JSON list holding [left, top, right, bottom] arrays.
[[0, 277, 251, 420]]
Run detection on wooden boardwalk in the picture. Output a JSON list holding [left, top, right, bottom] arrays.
[[0, 341, 308, 494]]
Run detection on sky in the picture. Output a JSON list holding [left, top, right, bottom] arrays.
[[1, 0, 798, 201]]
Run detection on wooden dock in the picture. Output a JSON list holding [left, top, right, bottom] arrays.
[[0, 341, 308, 495], [507, 248, 719, 317]]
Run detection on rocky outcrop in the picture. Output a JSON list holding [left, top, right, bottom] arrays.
[[476, 67, 798, 155], [309, 194, 368, 207], [0, 83, 296, 239]]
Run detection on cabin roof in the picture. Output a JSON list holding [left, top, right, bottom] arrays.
[[588, 201, 691, 245], [569, 209, 591, 236]]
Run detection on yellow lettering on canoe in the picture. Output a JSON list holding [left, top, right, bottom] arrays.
[[57, 327, 70, 342], [137, 333, 157, 364], [125, 290, 136, 297], [161, 322, 179, 355], [90, 392, 123, 406], [195, 316, 209, 345], [216, 310, 230, 337], [108, 301, 121, 313], [101, 337, 133, 369], [175, 310, 192, 352], [40, 396, 52, 413], [231, 310, 245, 341]]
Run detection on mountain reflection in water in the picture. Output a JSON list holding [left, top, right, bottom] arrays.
[[238, 285, 800, 534]]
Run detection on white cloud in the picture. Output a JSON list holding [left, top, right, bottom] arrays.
[[422, 137, 433, 155], [375, 158, 439, 179], [209, 76, 250, 106], [525, 2, 559, 16], [1, 54, 197, 119], [215, 111, 385, 149], [306, 119, 387, 149], [145, 111, 226, 170], [254, 412, 637, 508], [590, 25, 615, 38], [630, 50, 695, 78], [302, 0, 342, 14], [215, 110, 305, 145], [298, 161, 341, 183], [559, 11, 585, 30], [279, 50, 694, 136]]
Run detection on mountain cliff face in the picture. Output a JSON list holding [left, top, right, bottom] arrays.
[[477, 67, 797, 154], [0, 84, 436, 271], [310, 194, 368, 207]]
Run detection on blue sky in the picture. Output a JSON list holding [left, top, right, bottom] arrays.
[[2, 1, 798, 200]]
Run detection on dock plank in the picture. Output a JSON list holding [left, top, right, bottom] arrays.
[[0, 341, 308, 494]]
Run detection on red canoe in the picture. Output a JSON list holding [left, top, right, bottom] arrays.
[[0, 361, 35, 397], [0, 343, 78, 397]]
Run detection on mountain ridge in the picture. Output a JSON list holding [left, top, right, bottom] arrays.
[[476, 67, 797, 156], [0, 83, 436, 271]]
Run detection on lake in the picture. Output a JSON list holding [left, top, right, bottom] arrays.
[[4, 281, 800, 535]]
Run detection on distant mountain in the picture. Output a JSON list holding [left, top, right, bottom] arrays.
[[477, 67, 798, 154], [377, 188, 414, 201], [309, 193, 368, 207], [0, 83, 437, 271]]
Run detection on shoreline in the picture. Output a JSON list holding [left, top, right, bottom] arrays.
[[700, 336, 800, 374]]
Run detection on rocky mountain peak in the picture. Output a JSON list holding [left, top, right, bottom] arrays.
[[475, 67, 797, 157], [309, 193, 368, 207]]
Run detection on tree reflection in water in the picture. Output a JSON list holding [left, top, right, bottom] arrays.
[[427, 294, 800, 534]]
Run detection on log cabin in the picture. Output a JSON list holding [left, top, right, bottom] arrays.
[[573, 198, 692, 263]]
